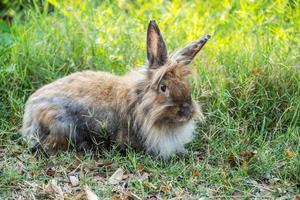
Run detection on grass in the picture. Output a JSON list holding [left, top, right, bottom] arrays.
[[0, 0, 299, 199]]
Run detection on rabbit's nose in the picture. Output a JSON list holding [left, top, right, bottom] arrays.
[[178, 103, 191, 117], [182, 103, 189, 109]]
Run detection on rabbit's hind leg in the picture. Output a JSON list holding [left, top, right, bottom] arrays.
[[22, 101, 77, 155]]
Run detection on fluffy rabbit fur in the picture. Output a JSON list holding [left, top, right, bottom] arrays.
[[22, 20, 210, 159]]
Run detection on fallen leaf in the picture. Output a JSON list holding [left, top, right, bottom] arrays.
[[160, 181, 172, 193], [16, 158, 27, 173], [192, 169, 200, 177], [62, 183, 73, 194], [174, 187, 186, 197], [122, 172, 130, 180], [137, 172, 149, 182], [121, 191, 142, 200], [28, 171, 35, 177], [93, 175, 105, 184], [228, 150, 256, 167], [69, 175, 80, 187], [137, 163, 144, 173], [240, 151, 256, 162], [286, 149, 294, 159], [221, 170, 227, 179], [85, 185, 99, 200], [46, 166, 56, 176], [44, 181, 55, 194], [231, 191, 244, 199], [74, 192, 85, 200], [109, 168, 124, 185], [111, 196, 121, 200], [50, 179, 64, 197], [75, 160, 112, 174], [16, 196, 25, 200], [71, 186, 82, 194], [250, 68, 261, 76], [144, 182, 157, 190], [128, 192, 142, 200], [245, 178, 275, 194], [147, 195, 158, 200], [269, 177, 280, 185]]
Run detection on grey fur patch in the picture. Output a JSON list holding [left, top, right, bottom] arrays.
[[23, 96, 123, 151]]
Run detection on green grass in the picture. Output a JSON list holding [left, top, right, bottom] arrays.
[[0, 0, 299, 199]]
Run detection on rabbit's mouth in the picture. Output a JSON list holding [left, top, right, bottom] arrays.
[[175, 113, 194, 124], [177, 116, 192, 123], [156, 112, 194, 127]]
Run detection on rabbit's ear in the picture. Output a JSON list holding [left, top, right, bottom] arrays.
[[147, 20, 168, 69], [174, 35, 210, 65]]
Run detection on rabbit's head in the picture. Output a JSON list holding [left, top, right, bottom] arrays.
[[133, 20, 209, 130]]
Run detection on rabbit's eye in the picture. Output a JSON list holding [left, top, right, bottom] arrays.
[[160, 84, 167, 92]]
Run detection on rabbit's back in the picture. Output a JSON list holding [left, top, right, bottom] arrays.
[[30, 71, 126, 106], [22, 71, 131, 153]]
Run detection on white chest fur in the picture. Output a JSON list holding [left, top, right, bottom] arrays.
[[142, 121, 196, 159]]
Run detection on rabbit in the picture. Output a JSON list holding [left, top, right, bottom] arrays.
[[21, 20, 210, 159]]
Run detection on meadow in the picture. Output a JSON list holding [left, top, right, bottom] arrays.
[[0, 0, 299, 199]]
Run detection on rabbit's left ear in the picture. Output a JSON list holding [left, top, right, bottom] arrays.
[[173, 35, 210, 65], [147, 20, 168, 69]]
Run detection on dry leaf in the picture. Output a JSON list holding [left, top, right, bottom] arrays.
[[250, 68, 261, 76], [121, 191, 142, 200], [160, 181, 172, 193], [16, 196, 25, 200], [122, 172, 130, 180], [85, 185, 99, 200], [74, 192, 85, 200], [241, 151, 256, 158], [28, 171, 35, 177], [286, 149, 294, 159], [144, 182, 157, 190], [16, 158, 27, 173], [269, 177, 280, 185], [137, 172, 149, 182], [128, 192, 142, 200], [62, 183, 73, 194], [109, 168, 124, 185], [50, 179, 64, 197], [174, 187, 186, 197], [69, 175, 80, 187], [192, 169, 200, 177], [71, 186, 82, 194], [46, 167, 56, 176], [228, 151, 256, 167], [147, 195, 158, 200], [137, 163, 144, 173], [93, 175, 105, 184], [44, 181, 55, 194], [245, 178, 275, 194], [111, 196, 121, 200]]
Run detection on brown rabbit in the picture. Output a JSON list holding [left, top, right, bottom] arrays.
[[21, 20, 210, 159]]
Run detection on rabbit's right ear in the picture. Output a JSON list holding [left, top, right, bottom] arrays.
[[147, 20, 168, 69]]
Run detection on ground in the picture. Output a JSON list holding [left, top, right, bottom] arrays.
[[0, 0, 299, 199]]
